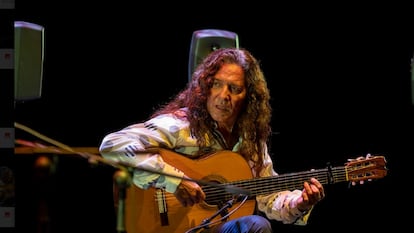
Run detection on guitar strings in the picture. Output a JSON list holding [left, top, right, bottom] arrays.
[[153, 160, 383, 204], [153, 168, 349, 203]]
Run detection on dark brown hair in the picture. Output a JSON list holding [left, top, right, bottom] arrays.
[[152, 48, 272, 175]]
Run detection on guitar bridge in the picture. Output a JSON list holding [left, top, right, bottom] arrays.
[[155, 189, 169, 226]]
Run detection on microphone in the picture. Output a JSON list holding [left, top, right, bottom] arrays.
[[202, 198, 234, 225]]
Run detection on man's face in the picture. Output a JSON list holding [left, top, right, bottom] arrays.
[[207, 63, 246, 130]]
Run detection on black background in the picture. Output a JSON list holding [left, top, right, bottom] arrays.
[[12, 2, 414, 233]]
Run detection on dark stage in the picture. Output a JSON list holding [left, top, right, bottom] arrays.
[[7, 3, 414, 233]]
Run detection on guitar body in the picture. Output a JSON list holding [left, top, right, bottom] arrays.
[[123, 149, 256, 233]]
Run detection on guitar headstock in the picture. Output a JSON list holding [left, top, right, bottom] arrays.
[[345, 155, 388, 183]]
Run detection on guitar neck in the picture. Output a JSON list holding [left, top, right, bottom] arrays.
[[226, 166, 347, 197]]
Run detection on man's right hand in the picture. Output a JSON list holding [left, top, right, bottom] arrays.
[[174, 176, 206, 207]]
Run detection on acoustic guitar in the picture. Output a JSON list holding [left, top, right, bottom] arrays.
[[117, 149, 387, 233]]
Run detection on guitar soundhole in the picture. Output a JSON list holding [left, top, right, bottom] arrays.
[[201, 175, 233, 207]]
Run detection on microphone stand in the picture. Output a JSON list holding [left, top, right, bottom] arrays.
[[113, 169, 132, 233]]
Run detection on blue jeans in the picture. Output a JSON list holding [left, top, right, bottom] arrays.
[[204, 215, 272, 233]]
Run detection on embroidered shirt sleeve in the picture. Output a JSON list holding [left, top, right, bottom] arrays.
[[99, 113, 194, 193], [257, 190, 312, 225]]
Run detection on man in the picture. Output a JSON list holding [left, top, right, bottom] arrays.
[[99, 48, 325, 233]]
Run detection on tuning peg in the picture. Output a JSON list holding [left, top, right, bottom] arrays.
[[347, 153, 373, 163]]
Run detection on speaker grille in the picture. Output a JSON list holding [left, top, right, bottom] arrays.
[[14, 21, 44, 101]]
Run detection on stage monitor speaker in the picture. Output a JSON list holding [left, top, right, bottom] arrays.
[[188, 29, 239, 82], [14, 21, 45, 101]]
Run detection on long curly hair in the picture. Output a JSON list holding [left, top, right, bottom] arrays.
[[152, 48, 272, 175]]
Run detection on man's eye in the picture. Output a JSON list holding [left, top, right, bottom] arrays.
[[212, 80, 221, 88], [231, 86, 243, 94]]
